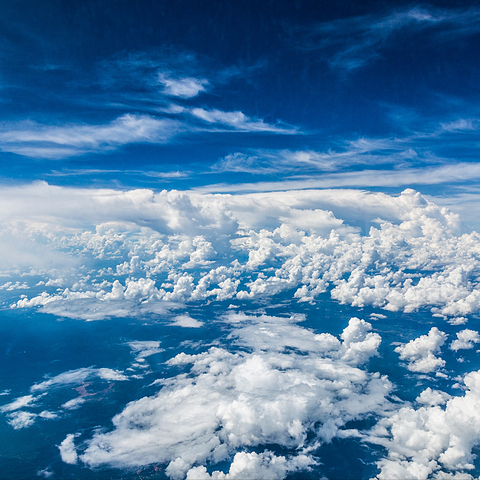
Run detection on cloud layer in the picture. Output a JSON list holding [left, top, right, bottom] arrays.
[[3, 184, 480, 323]]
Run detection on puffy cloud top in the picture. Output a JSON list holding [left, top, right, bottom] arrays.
[[394, 327, 448, 373]]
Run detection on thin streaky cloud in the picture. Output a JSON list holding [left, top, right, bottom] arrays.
[[158, 74, 209, 98], [46, 168, 189, 179], [211, 148, 374, 174], [212, 114, 480, 176], [438, 119, 479, 134], [298, 6, 480, 72], [211, 152, 282, 175], [190, 108, 299, 134], [210, 143, 429, 176], [48, 52, 211, 115], [0, 115, 183, 159], [79, 51, 264, 112], [0, 106, 300, 159], [197, 162, 480, 194]]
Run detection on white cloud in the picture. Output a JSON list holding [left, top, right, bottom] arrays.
[[201, 162, 480, 193], [3, 184, 480, 478], [39, 410, 58, 420], [159, 74, 209, 98], [300, 6, 480, 72], [7, 411, 37, 430], [340, 317, 382, 364], [0, 364, 134, 431], [14, 282, 178, 321], [62, 397, 87, 410], [128, 341, 163, 360], [97, 368, 129, 382], [227, 314, 380, 366], [416, 387, 452, 406], [68, 314, 390, 477], [208, 112, 480, 184], [0, 83, 300, 159], [190, 108, 297, 134], [211, 152, 277, 174], [450, 329, 480, 351], [394, 327, 448, 373], [5, 184, 480, 322], [31, 367, 127, 393], [185, 451, 315, 480], [170, 314, 203, 328], [36, 467, 54, 478], [440, 118, 478, 133], [369, 370, 480, 478], [0, 394, 39, 412], [0, 115, 182, 159], [211, 141, 419, 175], [59, 434, 79, 464]]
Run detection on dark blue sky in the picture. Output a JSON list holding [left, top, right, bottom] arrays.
[[1, 0, 480, 196]]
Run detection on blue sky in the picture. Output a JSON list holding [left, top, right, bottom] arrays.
[[4, 4, 480, 478], [1, 1, 480, 207]]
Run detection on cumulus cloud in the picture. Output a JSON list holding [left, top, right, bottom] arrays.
[[0, 394, 39, 412], [416, 387, 451, 407], [185, 451, 315, 480], [62, 397, 87, 411], [59, 434, 79, 464], [4, 183, 480, 478], [369, 370, 480, 479], [227, 313, 380, 365], [394, 327, 448, 373], [0, 364, 134, 432], [4, 409, 56, 429], [450, 329, 480, 351], [14, 283, 178, 321], [170, 314, 203, 328], [7, 185, 480, 323], [36, 467, 54, 478], [7, 411, 38, 430], [65, 314, 390, 478]]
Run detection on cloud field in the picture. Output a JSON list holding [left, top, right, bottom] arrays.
[[3, 183, 480, 322], [1, 183, 480, 479]]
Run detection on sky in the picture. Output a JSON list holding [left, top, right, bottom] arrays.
[[3, 2, 480, 480], [1, 0, 480, 223]]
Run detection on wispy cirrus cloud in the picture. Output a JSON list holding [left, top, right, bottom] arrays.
[[211, 113, 480, 180], [438, 118, 479, 134], [298, 6, 480, 72], [79, 51, 262, 114], [203, 117, 480, 195], [190, 108, 298, 134], [0, 114, 183, 159], [212, 140, 414, 175], [158, 74, 209, 98], [200, 162, 480, 194], [46, 168, 190, 180], [0, 49, 300, 160], [0, 106, 298, 159]]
